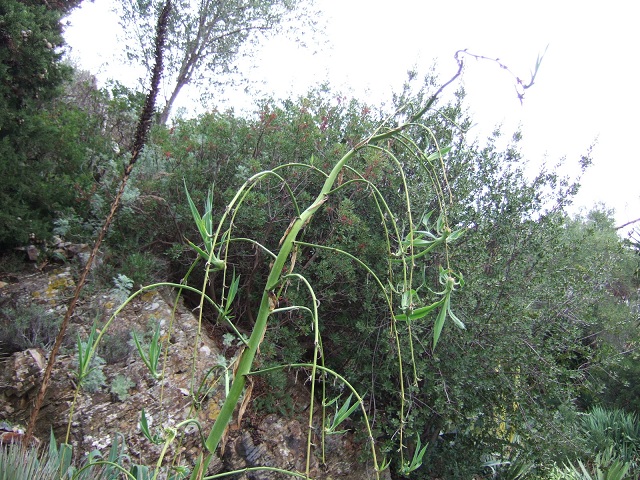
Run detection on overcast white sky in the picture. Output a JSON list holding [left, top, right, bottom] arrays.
[[65, 0, 639, 233]]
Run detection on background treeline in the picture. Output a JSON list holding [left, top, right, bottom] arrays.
[[1, 0, 639, 478]]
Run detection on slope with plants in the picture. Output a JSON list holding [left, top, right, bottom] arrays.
[[1, 3, 639, 477]]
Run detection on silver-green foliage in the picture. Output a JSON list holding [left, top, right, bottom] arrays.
[[76, 323, 107, 393], [0, 302, 61, 352], [110, 374, 135, 402], [0, 443, 59, 480], [0, 432, 134, 480], [111, 274, 134, 304]]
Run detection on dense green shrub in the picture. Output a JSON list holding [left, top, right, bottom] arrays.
[[92, 78, 640, 477], [3, 24, 637, 473], [1, 2, 147, 250], [596, 350, 640, 414], [0, 0, 98, 248]]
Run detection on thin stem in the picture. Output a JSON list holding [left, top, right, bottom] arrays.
[[25, 1, 171, 441], [248, 363, 382, 476], [281, 273, 321, 478]]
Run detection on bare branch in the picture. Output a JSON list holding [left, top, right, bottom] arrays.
[[456, 45, 549, 104], [616, 217, 640, 231]]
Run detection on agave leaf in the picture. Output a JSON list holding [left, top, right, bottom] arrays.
[[425, 146, 452, 162], [395, 299, 443, 322], [447, 306, 466, 329], [48, 429, 58, 460], [432, 301, 448, 350], [57, 443, 73, 478]]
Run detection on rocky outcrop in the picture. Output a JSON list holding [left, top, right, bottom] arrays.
[[0, 266, 227, 475], [0, 265, 387, 478]]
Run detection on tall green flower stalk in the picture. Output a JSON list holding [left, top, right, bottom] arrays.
[[184, 60, 466, 480]]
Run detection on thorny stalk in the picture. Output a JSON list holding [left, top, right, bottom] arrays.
[[25, 0, 172, 442]]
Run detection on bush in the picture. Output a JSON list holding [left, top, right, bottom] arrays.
[[119, 252, 164, 288], [98, 329, 135, 365], [0, 302, 61, 354], [110, 374, 135, 402]]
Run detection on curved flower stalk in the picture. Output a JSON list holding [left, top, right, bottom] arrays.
[[187, 67, 467, 479]]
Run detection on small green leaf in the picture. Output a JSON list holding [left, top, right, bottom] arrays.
[[446, 228, 465, 243], [130, 464, 152, 480], [395, 299, 443, 322], [436, 214, 445, 235], [425, 146, 452, 162], [325, 393, 361, 435], [187, 240, 209, 261], [447, 306, 465, 329], [186, 240, 225, 270], [336, 394, 360, 420], [378, 456, 391, 472], [133, 325, 162, 380], [421, 210, 434, 228], [225, 270, 241, 307], [139, 409, 163, 444], [432, 303, 447, 350], [401, 436, 429, 474], [401, 289, 417, 311], [184, 182, 205, 239]]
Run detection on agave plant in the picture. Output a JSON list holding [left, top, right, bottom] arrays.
[[0, 443, 59, 480], [0, 431, 171, 480], [551, 447, 632, 480], [581, 407, 640, 467], [547, 408, 640, 480]]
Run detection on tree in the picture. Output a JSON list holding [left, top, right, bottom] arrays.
[[0, 0, 69, 124], [0, 0, 102, 248], [570, 210, 640, 414], [62, 69, 146, 152], [119, 0, 315, 125]]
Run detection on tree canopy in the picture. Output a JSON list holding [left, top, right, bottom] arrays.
[[0, 0, 103, 247], [119, 0, 315, 124]]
